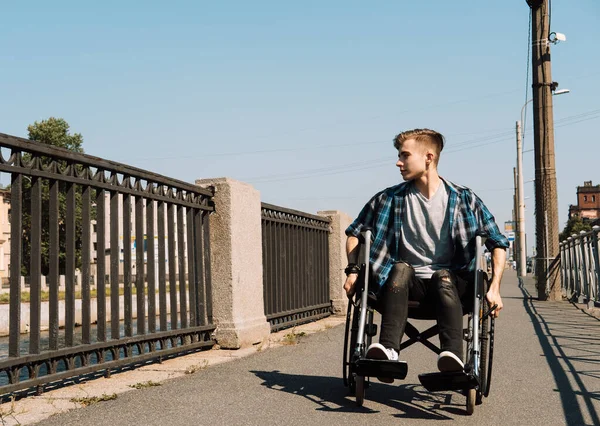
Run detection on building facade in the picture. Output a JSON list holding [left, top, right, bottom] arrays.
[[568, 181, 600, 223]]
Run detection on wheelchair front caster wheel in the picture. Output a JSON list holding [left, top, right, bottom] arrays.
[[355, 376, 365, 407], [466, 388, 476, 415]]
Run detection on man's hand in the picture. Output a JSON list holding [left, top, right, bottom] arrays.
[[343, 274, 359, 298], [485, 286, 503, 318]]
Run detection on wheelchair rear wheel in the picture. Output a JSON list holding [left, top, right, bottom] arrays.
[[343, 292, 375, 405], [344, 297, 365, 395], [477, 298, 490, 404], [343, 300, 359, 392], [464, 272, 495, 413]]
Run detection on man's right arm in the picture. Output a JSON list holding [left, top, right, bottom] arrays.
[[343, 191, 382, 298], [343, 236, 360, 297]]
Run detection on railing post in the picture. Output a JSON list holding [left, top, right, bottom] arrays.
[[195, 177, 270, 349], [580, 231, 591, 305], [567, 236, 575, 299], [559, 241, 566, 298], [317, 210, 353, 315], [591, 225, 600, 306]]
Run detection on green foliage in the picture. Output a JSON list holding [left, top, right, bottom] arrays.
[[559, 216, 593, 242], [20, 117, 90, 276], [27, 117, 84, 153], [129, 381, 162, 389], [70, 393, 117, 406]]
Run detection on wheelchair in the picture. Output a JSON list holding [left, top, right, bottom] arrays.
[[342, 229, 496, 415]]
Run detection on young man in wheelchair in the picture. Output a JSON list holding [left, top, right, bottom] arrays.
[[343, 128, 509, 381]]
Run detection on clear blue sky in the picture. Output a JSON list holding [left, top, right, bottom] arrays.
[[2, 1, 599, 255]]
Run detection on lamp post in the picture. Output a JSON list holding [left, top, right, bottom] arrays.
[[516, 88, 569, 278]]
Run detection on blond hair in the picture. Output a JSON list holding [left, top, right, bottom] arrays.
[[393, 128, 445, 165]]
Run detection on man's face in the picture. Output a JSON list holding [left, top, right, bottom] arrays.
[[396, 138, 429, 181]]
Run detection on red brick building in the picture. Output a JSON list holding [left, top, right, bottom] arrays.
[[568, 181, 600, 223]]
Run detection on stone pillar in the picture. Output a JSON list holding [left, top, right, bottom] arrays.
[[318, 210, 353, 315], [195, 177, 271, 349]]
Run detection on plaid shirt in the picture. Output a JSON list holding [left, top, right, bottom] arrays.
[[346, 178, 509, 288]]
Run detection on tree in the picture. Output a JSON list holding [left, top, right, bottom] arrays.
[[559, 216, 592, 242], [27, 117, 84, 153], [21, 117, 89, 276]]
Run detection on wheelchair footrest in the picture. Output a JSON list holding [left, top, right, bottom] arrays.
[[418, 371, 479, 392], [354, 359, 408, 380]]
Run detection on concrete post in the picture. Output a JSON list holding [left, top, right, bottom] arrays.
[[318, 210, 353, 315], [195, 177, 270, 349]]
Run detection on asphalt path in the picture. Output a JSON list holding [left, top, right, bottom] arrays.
[[39, 271, 599, 425]]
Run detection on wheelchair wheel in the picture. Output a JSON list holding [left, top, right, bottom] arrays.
[[466, 388, 476, 415], [343, 301, 358, 392], [355, 375, 365, 407], [484, 312, 495, 398], [343, 301, 353, 389], [478, 276, 496, 401], [343, 298, 363, 394], [477, 298, 490, 404]]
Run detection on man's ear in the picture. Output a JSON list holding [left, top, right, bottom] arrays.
[[426, 151, 435, 164]]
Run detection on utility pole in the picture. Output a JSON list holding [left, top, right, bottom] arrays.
[[516, 121, 527, 277], [526, 0, 561, 301], [512, 168, 519, 269]]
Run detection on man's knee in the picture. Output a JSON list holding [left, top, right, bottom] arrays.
[[386, 262, 412, 294], [431, 269, 460, 302], [431, 269, 453, 286]]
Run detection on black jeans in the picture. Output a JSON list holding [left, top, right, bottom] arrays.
[[377, 262, 474, 359]]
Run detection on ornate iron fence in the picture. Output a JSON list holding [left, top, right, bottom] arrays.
[[261, 203, 331, 331], [0, 132, 215, 396], [560, 226, 600, 305]]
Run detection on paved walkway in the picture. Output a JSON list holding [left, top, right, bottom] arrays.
[[1, 270, 598, 425]]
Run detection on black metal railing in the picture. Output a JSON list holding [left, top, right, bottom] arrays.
[[0, 132, 215, 395], [261, 203, 331, 331], [560, 226, 600, 304]]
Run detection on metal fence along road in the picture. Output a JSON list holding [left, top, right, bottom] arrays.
[[0, 132, 216, 395], [261, 203, 331, 331], [560, 226, 600, 305]]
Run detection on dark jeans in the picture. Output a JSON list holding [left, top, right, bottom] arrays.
[[377, 262, 474, 359]]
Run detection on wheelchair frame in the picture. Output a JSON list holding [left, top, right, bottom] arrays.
[[342, 229, 496, 415]]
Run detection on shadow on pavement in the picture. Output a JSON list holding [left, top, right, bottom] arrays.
[[251, 370, 469, 419], [519, 278, 600, 426]]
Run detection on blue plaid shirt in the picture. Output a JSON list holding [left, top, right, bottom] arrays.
[[346, 178, 509, 288]]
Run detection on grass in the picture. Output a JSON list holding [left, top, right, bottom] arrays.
[[70, 393, 117, 406], [281, 330, 306, 346], [128, 381, 162, 390], [0, 284, 181, 304], [0, 396, 20, 426], [184, 360, 209, 374]]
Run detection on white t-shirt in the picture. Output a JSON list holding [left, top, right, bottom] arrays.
[[398, 181, 454, 279]]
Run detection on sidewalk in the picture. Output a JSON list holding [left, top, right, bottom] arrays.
[[1, 270, 599, 425], [0, 316, 347, 425], [519, 275, 600, 426]]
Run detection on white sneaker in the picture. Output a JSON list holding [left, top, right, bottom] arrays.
[[437, 351, 464, 372], [366, 343, 398, 361], [366, 343, 398, 383]]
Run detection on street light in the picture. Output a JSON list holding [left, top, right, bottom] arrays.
[[515, 87, 570, 277]]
